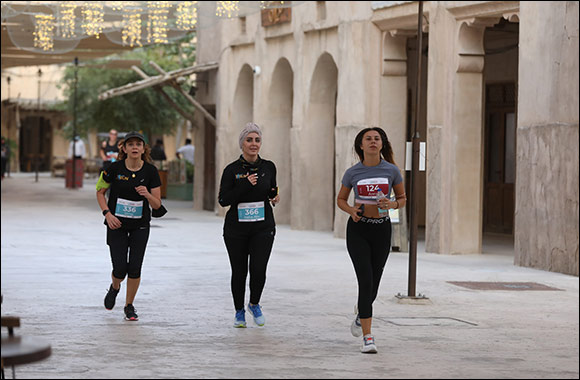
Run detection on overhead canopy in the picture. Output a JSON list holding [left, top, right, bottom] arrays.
[[2, 25, 138, 69]]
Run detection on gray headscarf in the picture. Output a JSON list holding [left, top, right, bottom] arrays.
[[238, 122, 262, 149]]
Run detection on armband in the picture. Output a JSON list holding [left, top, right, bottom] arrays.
[[96, 172, 111, 191]]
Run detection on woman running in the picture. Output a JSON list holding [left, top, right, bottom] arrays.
[[337, 127, 406, 353], [96, 131, 162, 321], [218, 122, 280, 328]]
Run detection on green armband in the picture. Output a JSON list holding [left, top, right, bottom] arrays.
[[96, 172, 111, 191]]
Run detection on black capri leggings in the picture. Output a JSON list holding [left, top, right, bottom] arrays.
[[346, 216, 392, 319], [224, 228, 275, 311], [107, 226, 150, 279]]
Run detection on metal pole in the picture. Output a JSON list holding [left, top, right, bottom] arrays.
[[36, 68, 42, 183], [408, 0, 424, 297], [72, 57, 78, 189]]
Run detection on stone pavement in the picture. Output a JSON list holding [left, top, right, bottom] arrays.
[[1, 174, 578, 379]]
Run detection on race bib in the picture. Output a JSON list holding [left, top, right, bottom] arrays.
[[115, 198, 143, 219], [356, 178, 389, 203], [237, 201, 265, 222], [106, 151, 118, 162]]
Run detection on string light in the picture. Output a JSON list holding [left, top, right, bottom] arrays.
[[57, 2, 76, 38], [146, 1, 171, 44], [176, 1, 198, 30], [260, 1, 286, 9], [109, 2, 126, 12], [33, 14, 55, 51], [215, 1, 239, 18], [122, 7, 143, 47], [81, 3, 104, 38]]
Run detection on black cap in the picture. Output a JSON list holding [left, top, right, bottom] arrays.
[[123, 131, 146, 144]]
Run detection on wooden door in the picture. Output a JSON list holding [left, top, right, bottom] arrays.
[[484, 83, 516, 234]]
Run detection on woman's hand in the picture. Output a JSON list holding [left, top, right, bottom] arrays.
[[350, 204, 363, 222], [135, 185, 150, 198], [270, 194, 280, 205], [377, 197, 388, 209], [247, 173, 258, 186], [105, 213, 122, 229]]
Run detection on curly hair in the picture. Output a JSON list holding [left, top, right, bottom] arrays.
[[117, 138, 152, 163]]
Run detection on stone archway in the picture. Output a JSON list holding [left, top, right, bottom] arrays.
[[232, 64, 255, 138], [300, 53, 338, 231], [263, 58, 293, 224]]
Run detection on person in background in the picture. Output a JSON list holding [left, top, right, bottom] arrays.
[[1, 136, 8, 180], [68, 136, 86, 159], [100, 129, 119, 172], [176, 138, 194, 165], [150, 139, 167, 170]]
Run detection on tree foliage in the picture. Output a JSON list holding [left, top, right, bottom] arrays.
[[56, 34, 197, 142]]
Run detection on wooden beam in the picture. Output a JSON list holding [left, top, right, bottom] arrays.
[[98, 61, 218, 101], [131, 66, 195, 123], [148, 61, 217, 128]]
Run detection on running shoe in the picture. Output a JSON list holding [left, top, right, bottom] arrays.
[[351, 314, 363, 337], [234, 309, 247, 328], [361, 335, 378, 354], [104, 283, 120, 310], [124, 304, 139, 321], [247, 303, 265, 326]]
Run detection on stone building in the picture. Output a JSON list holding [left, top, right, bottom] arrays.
[[193, 1, 578, 275]]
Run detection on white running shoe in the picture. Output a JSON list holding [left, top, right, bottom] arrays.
[[351, 315, 363, 337], [361, 335, 378, 354]]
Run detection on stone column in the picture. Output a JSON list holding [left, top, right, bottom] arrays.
[[515, 1, 579, 275], [379, 30, 409, 250], [427, 13, 497, 254]]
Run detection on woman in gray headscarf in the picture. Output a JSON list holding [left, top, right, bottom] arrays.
[[218, 122, 280, 328]]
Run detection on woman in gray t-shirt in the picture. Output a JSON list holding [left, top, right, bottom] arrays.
[[337, 127, 407, 354]]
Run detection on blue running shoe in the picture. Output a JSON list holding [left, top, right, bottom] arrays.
[[247, 303, 265, 326], [234, 309, 246, 328]]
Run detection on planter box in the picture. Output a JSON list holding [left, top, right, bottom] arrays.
[[166, 182, 193, 201]]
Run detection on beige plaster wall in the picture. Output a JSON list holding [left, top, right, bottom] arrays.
[[515, 1, 579, 275], [201, 2, 382, 233]]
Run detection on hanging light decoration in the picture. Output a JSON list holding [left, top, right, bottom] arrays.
[[109, 2, 126, 12], [147, 1, 171, 44], [122, 6, 143, 47], [260, 1, 286, 9], [215, 1, 239, 18], [176, 1, 198, 30], [81, 2, 105, 38], [56, 2, 77, 38], [33, 14, 55, 51]]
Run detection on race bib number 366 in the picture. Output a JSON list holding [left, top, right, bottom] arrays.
[[356, 178, 389, 201], [115, 198, 144, 219], [237, 201, 265, 222]]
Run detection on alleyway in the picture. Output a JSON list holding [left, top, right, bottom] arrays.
[[1, 175, 578, 378]]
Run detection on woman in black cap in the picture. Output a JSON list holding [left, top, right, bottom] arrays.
[[218, 122, 280, 328], [96, 131, 162, 321]]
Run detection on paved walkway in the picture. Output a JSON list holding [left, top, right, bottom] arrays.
[[1, 175, 578, 378]]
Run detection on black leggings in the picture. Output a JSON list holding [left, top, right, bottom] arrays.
[[346, 217, 392, 319], [224, 229, 275, 311], [107, 226, 150, 279]]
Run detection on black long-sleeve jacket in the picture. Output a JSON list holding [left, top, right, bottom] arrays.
[[218, 155, 277, 237]]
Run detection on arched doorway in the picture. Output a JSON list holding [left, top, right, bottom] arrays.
[[302, 53, 338, 231], [232, 64, 254, 138], [263, 58, 293, 224]]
